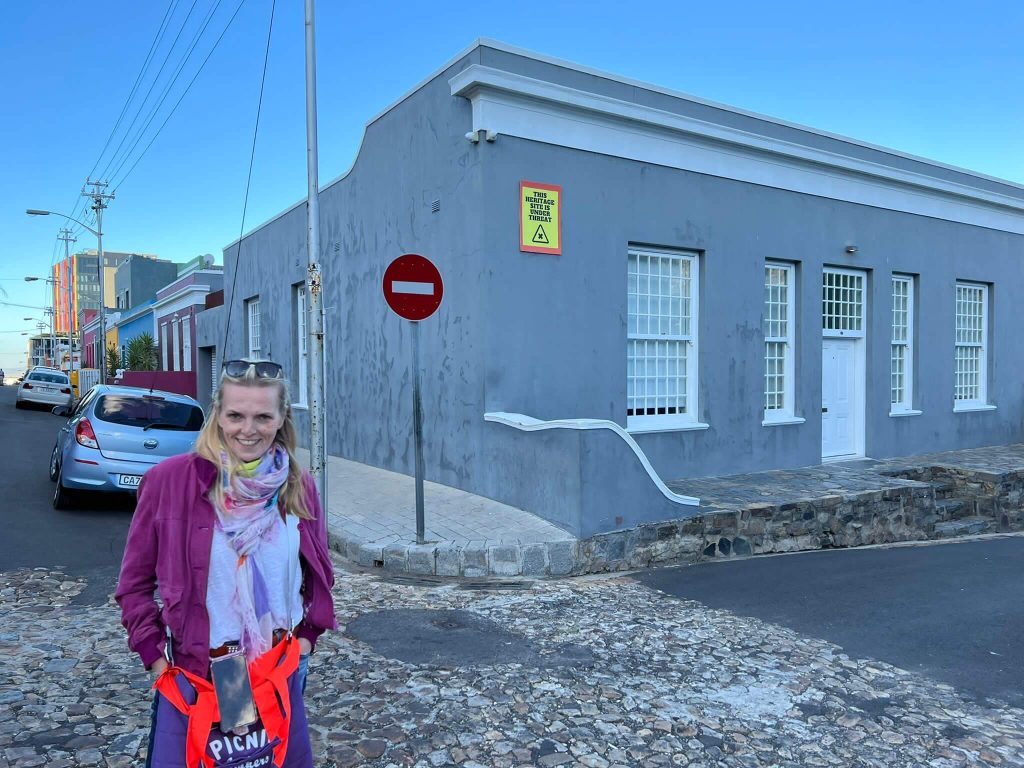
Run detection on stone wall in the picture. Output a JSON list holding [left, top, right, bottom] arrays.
[[575, 464, 1024, 574]]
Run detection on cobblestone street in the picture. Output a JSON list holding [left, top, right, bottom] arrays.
[[2, 557, 1022, 768]]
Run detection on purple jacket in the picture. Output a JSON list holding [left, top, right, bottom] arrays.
[[115, 452, 336, 678]]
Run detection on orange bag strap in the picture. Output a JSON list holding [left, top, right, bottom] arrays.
[[248, 636, 301, 767], [153, 667, 221, 768]]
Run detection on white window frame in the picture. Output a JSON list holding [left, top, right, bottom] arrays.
[[171, 317, 180, 372], [626, 247, 705, 433], [954, 281, 992, 411], [763, 262, 801, 425], [294, 285, 308, 406], [246, 298, 261, 359], [821, 267, 865, 338], [890, 275, 918, 416], [161, 324, 169, 370], [182, 319, 192, 373]]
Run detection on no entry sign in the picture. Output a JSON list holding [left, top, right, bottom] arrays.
[[383, 254, 444, 321]]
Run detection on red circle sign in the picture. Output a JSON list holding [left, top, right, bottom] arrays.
[[383, 254, 444, 321]]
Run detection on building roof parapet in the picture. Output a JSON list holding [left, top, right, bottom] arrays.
[[223, 38, 1024, 250], [113, 298, 156, 326], [155, 269, 223, 301]]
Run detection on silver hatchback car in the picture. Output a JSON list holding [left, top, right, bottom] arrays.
[[49, 384, 205, 509]]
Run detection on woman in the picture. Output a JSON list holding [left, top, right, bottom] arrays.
[[116, 359, 336, 768]]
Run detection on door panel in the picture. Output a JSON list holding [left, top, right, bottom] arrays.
[[822, 339, 858, 458]]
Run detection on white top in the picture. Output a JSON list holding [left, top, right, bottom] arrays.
[[207, 513, 304, 648]]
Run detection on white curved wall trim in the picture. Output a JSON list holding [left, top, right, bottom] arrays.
[[485, 411, 699, 507]]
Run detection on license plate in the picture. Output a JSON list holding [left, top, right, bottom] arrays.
[[118, 474, 143, 488]]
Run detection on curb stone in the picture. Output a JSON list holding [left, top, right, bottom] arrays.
[[327, 530, 585, 578]]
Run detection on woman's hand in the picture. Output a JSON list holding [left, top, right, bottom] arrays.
[[150, 657, 168, 678], [298, 637, 312, 656]]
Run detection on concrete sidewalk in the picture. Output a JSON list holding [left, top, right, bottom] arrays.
[[297, 449, 578, 577]]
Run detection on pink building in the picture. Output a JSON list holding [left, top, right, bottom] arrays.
[[79, 310, 99, 368], [152, 264, 223, 398]]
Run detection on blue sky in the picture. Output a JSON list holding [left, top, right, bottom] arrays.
[[2, 0, 1022, 373]]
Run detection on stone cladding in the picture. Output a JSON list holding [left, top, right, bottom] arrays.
[[576, 445, 1024, 574]]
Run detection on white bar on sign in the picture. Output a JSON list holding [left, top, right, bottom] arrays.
[[392, 280, 434, 295]]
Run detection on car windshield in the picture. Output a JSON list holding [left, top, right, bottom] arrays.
[[28, 372, 68, 384], [93, 394, 204, 431]]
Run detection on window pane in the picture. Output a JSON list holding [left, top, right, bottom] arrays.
[[822, 271, 863, 332], [891, 344, 905, 405], [627, 249, 696, 418]]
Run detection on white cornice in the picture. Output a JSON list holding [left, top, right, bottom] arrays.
[[152, 284, 212, 316], [469, 40, 1024, 192], [451, 65, 1024, 234]]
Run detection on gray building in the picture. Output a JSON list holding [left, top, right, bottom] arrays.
[[199, 40, 1024, 538], [73, 250, 134, 315], [114, 254, 179, 311]]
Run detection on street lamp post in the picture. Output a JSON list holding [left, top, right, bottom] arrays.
[[34, 322, 47, 367], [45, 308, 55, 366], [27, 190, 111, 379], [59, 229, 77, 377]]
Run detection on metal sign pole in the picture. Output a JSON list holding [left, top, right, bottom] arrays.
[[382, 253, 442, 547], [412, 319, 425, 544]]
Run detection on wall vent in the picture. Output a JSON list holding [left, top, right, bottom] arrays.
[[431, 199, 441, 213]]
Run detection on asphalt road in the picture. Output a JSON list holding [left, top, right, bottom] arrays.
[[637, 536, 1024, 708], [0, 385, 134, 603]]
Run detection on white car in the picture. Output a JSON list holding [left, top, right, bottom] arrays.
[[16, 367, 73, 410]]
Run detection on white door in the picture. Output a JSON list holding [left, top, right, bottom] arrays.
[[822, 338, 858, 458]]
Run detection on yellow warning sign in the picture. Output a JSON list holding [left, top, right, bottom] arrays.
[[520, 181, 561, 255]]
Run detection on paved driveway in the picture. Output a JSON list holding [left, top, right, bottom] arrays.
[[637, 536, 1024, 708]]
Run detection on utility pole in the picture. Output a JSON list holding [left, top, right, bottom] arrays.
[[58, 228, 77, 376], [46, 309, 55, 366], [304, 0, 328, 526], [82, 180, 114, 381], [36, 322, 48, 367]]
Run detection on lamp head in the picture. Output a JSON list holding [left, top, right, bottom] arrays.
[[26, 209, 50, 217]]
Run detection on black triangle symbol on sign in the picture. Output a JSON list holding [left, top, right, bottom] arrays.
[[532, 224, 550, 244]]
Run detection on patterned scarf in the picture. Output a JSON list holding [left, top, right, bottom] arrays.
[[214, 444, 290, 662]]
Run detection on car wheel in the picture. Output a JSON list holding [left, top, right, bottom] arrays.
[[52, 470, 75, 510], [49, 445, 61, 482], [15, 399, 24, 409]]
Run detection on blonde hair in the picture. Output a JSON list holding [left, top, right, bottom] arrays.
[[195, 365, 313, 520]]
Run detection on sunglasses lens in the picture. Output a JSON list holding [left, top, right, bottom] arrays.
[[255, 362, 283, 379], [223, 360, 249, 377]]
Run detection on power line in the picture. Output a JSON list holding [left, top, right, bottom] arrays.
[[88, 0, 181, 181], [70, 2, 184, 226], [114, 0, 252, 191], [0, 301, 48, 311], [52, 0, 250, 252], [107, 0, 229, 186], [97, 0, 203, 183], [221, 0, 275, 356]]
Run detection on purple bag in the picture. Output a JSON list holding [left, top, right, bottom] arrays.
[[148, 669, 312, 768]]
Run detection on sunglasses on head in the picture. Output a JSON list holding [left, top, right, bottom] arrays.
[[222, 360, 284, 379]]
